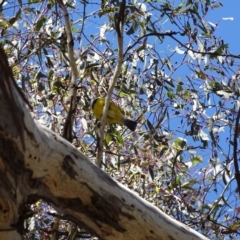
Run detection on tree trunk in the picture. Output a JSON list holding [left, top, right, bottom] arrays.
[[0, 48, 209, 240]]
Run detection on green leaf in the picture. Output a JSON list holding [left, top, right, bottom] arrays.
[[9, 10, 21, 26], [174, 1, 184, 13], [192, 155, 202, 165], [174, 138, 187, 150], [35, 17, 47, 32], [71, 26, 79, 33], [105, 133, 112, 145], [98, 7, 117, 17], [179, 4, 192, 14], [182, 179, 197, 189], [116, 132, 124, 145], [25, 8, 36, 14], [176, 82, 183, 92]]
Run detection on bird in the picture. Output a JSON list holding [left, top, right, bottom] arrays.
[[91, 98, 137, 131]]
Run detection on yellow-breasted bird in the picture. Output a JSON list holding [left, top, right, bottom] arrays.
[[91, 98, 137, 131]]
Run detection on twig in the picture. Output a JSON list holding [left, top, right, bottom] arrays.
[[57, 0, 79, 142], [124, 32, 240, 59], [208, 176, 235, 216], [234, 107, 240, 196], [96, 0, 126, 166], [124, 31, 180, 57]]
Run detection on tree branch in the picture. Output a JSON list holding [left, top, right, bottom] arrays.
[[96, 0, 126, 166], [57, 0, 79, 142], [124, 32, 240, 60], [234, 107, 240, 196]]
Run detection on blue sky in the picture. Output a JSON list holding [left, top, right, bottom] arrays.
[[208, 0, 240, 52]]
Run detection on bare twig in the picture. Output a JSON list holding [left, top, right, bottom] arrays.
[[96, 0, 126, 166], [124, 32, 240, 60], [124, 31, 180, 57], [55, 1, 80, 237], [57, 0, 79, 142], [208, 176, 235, 216], [234, 107, 240, 196]]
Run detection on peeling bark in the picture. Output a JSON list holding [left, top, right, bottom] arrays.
[[0, 48, 209, 239]]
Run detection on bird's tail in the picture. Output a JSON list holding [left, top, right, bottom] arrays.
[[124, 119, 137, 131]]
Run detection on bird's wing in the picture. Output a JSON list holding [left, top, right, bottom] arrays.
[[107, 109, 116, 119]]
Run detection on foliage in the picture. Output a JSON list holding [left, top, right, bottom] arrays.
[[1, 0, 240, 239]]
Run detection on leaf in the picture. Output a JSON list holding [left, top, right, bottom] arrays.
[[175, 46, 185, 54], [182, 179, 197, 189], [126, 20, 139, 35], [164, 79, 175, 88], [12, 65, 20, 76], [196, 70, 207, 80], [25, 8, 36, 14], [197, 38, 204, 52], [39, 97, 47, 107], [216, 90, 234, 99], [221, 196, 232, 209], [158, 107, 167, 124], [209, 44, 228, 58], [208, 118, 214, 132], [227, 221, 240, 232], [222, 170, 230, 185], [80, 118, 88, 131], [174, 138, 187, 150], [174, 1, 184, 13], [116, 132, 124, 145], [199, 130, 209, 141], [179, 4, 192, 14], [38, 82, 45, 91], [192, 155, 202, 165], [105, 133, 112, 145], [149, 165, 154, 181], [159, 146, 168, 157], [71, 26, 79, 33], [35, 17, 47, 32], [9, 10, 21, 26], [98, 7, 117, 17], [147, 119, 154, 131], [176, 82, 183, 92], [33, 70, 44, 81]]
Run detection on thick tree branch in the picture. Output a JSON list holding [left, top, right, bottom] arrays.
[[0, 47, 209, 240]]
